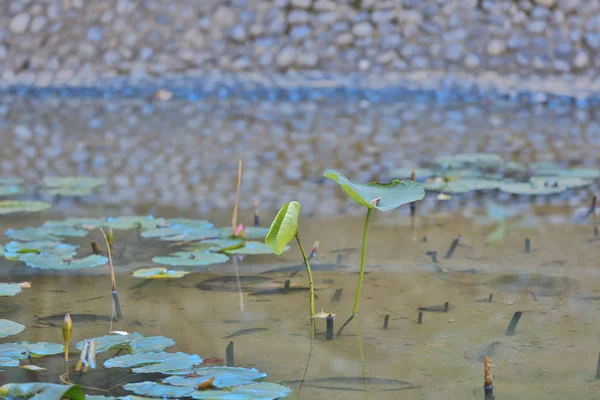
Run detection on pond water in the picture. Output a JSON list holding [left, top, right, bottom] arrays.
[[1, 92, 600, 399]]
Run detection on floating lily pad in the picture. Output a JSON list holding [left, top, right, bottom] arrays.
[[0, 383, 84, 399], [0, 341, 64, 367], [5, 226, 88, 241], [388, 167, 436, 180], [499, 181, 566, 195], [0, 185, 25, 196], [42, 177, 105, 196], [163, 219, 214, 228], [422, 179, 447, 191], [226, 241, 282, 255], [44, 218, 107, 230], [434, 153, 503, 169], [0, 178, 24, 185], [0, 283, 22, 297], [142, 226, 221, 241], [165, 367, 267, 388], [152, 251, 228, 267], [133, 267, 190, 279], [3, 241, 78, 259], [192, 239, 245, 253], [104, 351, 203, 374], [76, 333, 175, 354], [529, 176, 592, 189], [19, 254, 108, 270], [107, 216, 166, 230], [123, 381, 291, 400], [504, 161, 528, 173], [324, 169, 425, 211], [0, 200, 51, 215], [435, 179, 500, 194], [0, 320, 25, 339]]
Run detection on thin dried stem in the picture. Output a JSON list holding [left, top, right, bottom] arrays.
[[232, 160, 243, 233], [99, 228, 116, 292]]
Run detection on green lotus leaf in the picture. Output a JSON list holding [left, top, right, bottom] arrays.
[[133, 267, 190, 279], [0, 383, 84, 400], [530, 161, 562, 171], [152, 251, 229, 267], [324, 169, 425, 211], [5, 226, 88, 241], [529, 176, 592, 189], [44, 218, 107, 230], [434, 153, 503, 169], [499, 181, 566, 195], [0, 341, 64, 367], [265, 201, 300, 255], [0, 185, 25, 196], [226, 241, 284, 255], [76, 332, 174, 354], [4, 241, 78, 259], [0, 201, 51, 215], [422, 179, 447, 191], [0, 283, 22, 297], [0, 320, 25, 339], [106, 216, 166, 230], [142, 226, 221, 241], [164, 366, 267, 388], [104, 351, 203, 374], [18, 254, 108, 270], [122, 383, 194, 398]]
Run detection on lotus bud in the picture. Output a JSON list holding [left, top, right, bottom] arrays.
[[62, 314, 72, 342], [234, 224, 245, 238]]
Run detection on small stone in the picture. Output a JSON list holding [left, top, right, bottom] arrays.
[[573, 51, 589, 68], [228, 24, 247, 41], [557, 0, 580, 11], [464, 53, 480, 68], [372, 10, 395, 24], [87, 26, 104, 41], [358, 59, 371, 70], [231, 57, 250, 70], [336, 32, 354, 46], [444, 43, 463, 61], [314, 0, 336, 11], [553, 43, 571, 57], [584, 32, 600, 49], [352, 22, 374, 37], [553, 59, 570, 72], [297, 52, 318, 67], [291, 0, 312, 8], [30, 16, 46, 33], [288, 10, 311, 24], [276, 46, 297, 68], [533, 0, 554, 6], [0, 46, 6, 60], [289, 25, 312, 40], [376, 50, 396, 64], [10, 13, 30, 34], [527, 20, 547, 34], [487, 39, 506, 56], [214, 7, 237, 28]]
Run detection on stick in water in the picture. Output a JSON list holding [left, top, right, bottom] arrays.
[[232, 160, 243, 233], [444, 234, 461, 259], [326, 314, 334, 340], [99, 228, 122, 326], [596, 353, 600, 379], [524, 238, 531, 253], [488, 293, 493, 303], [226, 341, 234, 366], [332, 288, 343, 303], [444, 301, 450, 313], [283, 279, 291, 294], [484, 356, 495, 400], [383, 314, 389, 329], [506, 311, 522, 335], [418, 311, 423, 324], [254, 200, 260, 227]]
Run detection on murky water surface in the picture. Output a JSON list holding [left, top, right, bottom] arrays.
[[1, 94, 600, 399]]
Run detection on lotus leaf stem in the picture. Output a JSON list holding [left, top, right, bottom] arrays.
[[294, 233, 315, 320]]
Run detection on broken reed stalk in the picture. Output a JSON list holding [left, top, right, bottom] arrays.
[[338, 207, 373, 336], [410, 168, 417, 217], [232, 160, 243, 233], [418, 311, 423, 324], [444, 234, 461, 259], [596, 353, 600, 379], [484, 356, 495, 400], [90, 241, 101, 255], [226, 341, 234, 367], [254, 199, 260, 227], [99, 228, 122, 325], [383, 314, 389, 329], [332, 288, 343, 303], [506, 311, 522, 335], [326, 314, 334, 340], [488, 293, 493, 303], [524, 238, 531, 253], [283, 279, 291, 294]]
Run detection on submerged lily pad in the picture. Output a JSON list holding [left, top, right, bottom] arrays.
[[152, 251, 228, 267], [133, 267, 190, 279], [0, 320, 25, 339], [123, 381, 291, 400], [19, 254, 108, 270], [0, 185, 25, 196], [104, 351, 203, 374], [165, 366, 267, 388], [0, 283, 22, 297], [0, 200, 51, 215], [107, 216, 166, 230], [142, 226, 221, 242], [0, 341, 64, 366], [0, 383, 84, 400], [76, 333, 175, 354], [324, 169, 425, 211], [5, 226, 88, 241], [499, 181, 566, 195]]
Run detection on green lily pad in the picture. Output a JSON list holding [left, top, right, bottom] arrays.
[[225, 241, 282, 255], [0, 185, 25, 196], [142, 226, 221, 242], [44, 218, 107, 230], [324, 169, 425, 211], [434, 153, 503, 169], [0, 383, 84, 400], [192, 239, 246, 253], [219, 227, 271, 240], [0, 178, 24, 185], [0, 341, 64, 366], [5, 226, 88, 241], [0, 200, 51, 215], [436, 178, 500, 193], [86, 396, 153, 400], [529, 176, 592, 189], [76, 332, 175, 354], [133, 267, 190, 279], [104, 351, 203, 374], [123, 381, 290, 400], [4, 241, 79, 259], [504, 161, 528, 173], [106, 216, 166, 230], [163, 219, 214, 228], [499, 181, 566, 195], [0, 283, 22, 297], [165, 367, 267, 388], [152, 251, 229, 267], [0, 320, 25, 339], [388, 167, 436, 180], [42, 177, 105, 196], [42, 187, 98, 196], [422, 179, 448, 191], [19, 254, 108, 270]]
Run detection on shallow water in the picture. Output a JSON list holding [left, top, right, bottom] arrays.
[[2, 204, 600, 399]]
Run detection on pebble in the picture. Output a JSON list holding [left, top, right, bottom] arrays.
[[487, 40, 507, 56], [291, 0, 312, 8], [276, 46, 297, 68], [10, 13, 30, 34], [352, 22, 374, 37]]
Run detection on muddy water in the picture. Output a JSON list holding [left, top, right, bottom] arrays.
[[1, 206, 600, 399]]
